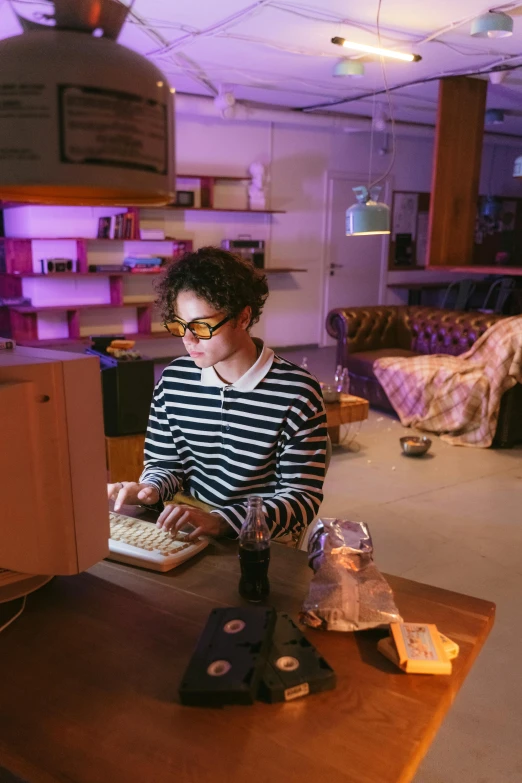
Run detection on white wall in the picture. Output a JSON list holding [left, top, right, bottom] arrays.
[[6, 97, 521, 346]]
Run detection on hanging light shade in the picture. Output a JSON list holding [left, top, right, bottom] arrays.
[[346, 186, 390, 236], [514, 156, 522, 178], [333, 59, 365, 77], [0, 0, 175, 206], [471, 11, 513, 38]]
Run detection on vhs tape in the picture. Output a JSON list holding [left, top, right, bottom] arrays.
[[258, 613, 336, 703], [179, 606, 276, 707]]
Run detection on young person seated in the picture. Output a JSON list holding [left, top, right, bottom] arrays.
[[107, 247, 327, 543]]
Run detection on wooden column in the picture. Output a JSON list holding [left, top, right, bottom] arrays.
[[427, 76, 487, 267]]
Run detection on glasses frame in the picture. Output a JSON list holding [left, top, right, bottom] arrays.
[[163, 314, 232, 340]]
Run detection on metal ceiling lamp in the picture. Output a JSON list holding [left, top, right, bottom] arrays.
[[0, 0, 175, 205], [471, 11, 513, 38], [333, 59, 365, 77], [346, 186, 390, 236], [342, 0, 395, 238]]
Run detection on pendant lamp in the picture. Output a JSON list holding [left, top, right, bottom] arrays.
[[471, 11, 513, 38], [346, 186, 390, 236], [333, 59, 365, 77], [0, 0, 175, 206]]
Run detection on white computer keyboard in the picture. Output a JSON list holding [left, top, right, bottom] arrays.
[[108, 512, 209, 572]]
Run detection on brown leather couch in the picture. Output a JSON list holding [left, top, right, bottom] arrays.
[[326, 306, 522, 448]]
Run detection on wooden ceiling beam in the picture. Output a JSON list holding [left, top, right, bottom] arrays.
[[427, 76, 487, 267]]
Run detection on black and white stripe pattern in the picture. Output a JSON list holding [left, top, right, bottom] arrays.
[[140, 354, 327, 539]]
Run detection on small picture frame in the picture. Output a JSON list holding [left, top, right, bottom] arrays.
[[97, 216, 112, 239]]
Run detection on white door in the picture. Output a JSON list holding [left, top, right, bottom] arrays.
[[320, 172, 389, 346]]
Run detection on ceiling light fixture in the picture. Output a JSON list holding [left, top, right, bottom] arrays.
[[346, 186, 390, 235], [331, 36, 421, 63], [344, 0, 395, 237], [333, 59, 365, 77], [471, 11, 513, 38], [0, 0, 175, 206]]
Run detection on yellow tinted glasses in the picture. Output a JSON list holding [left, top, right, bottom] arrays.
[[163, 315, 231, 339]]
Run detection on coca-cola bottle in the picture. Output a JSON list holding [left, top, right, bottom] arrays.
[[238, 496, 271, 602]]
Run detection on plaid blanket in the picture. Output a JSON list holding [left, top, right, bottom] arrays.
[[374, 316, 522, 447]]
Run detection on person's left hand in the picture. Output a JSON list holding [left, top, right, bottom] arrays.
[[156, 504, 230, 540]]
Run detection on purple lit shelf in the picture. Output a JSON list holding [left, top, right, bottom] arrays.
[[159, 207, 286, 214], [2, 268, 305, 278], [178, 174, 250, 181], [17, 331, 173, 348], [264, 268, 306, 274], [0, 237, 171, 242], [12, 301, 154, 314], [3, 271, 125, 278]]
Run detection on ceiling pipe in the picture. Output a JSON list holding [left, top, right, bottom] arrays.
[[175, 93, 522, 145]]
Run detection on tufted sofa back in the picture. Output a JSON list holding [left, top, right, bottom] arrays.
[[403, 307, 504, 356], [326, 305, 505, 359], [326, 306, 401, 354]]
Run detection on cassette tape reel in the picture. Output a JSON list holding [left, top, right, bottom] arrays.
[[179, 606, 276, 707], [259, 613, 336, 703]]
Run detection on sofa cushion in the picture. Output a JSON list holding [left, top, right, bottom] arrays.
[[347, 348, 418, 381], [404, 308, 504, 356]]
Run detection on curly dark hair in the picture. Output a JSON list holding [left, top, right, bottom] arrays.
[[156, 246, 269, 327]]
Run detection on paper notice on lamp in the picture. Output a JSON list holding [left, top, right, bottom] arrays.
[[392, 193, 418, 240], [416, 212, 429, 267]]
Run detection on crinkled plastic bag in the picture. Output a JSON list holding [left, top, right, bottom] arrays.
[[300, 518, 402, 632]]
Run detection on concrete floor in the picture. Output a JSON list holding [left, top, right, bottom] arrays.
[[320, 410, 522, 783], [154, 342, 522, 782], [283, 345, 522, 783]]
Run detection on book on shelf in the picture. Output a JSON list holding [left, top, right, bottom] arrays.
[[113, 213, 125, 239], [123, 256, 163, 268], [123, 212, 137, 239], [127, 266, 163, 274], [88, 264, 128, 273]]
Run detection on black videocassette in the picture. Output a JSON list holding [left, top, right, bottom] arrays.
[[179, 606, 276, 707], [258, 613, 336, 703]]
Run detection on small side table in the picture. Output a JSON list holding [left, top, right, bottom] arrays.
[[325, 394, 369, 444]]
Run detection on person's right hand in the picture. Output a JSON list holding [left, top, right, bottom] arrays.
[[107, 481, 160, 512]]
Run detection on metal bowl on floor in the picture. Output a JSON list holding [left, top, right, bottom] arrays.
[[400, 436, 432, 457]]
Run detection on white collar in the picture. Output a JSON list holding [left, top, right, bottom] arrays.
[[200, 338, 274, 392]]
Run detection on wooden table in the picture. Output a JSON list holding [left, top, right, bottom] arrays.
[[325, 393, 369, 444], [0, 515, 494, 783]]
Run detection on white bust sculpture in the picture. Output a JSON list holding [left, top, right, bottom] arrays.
[[248, 162, 266, 210]]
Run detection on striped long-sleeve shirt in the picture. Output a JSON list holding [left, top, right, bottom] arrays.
[[139, 340, 327, 540]]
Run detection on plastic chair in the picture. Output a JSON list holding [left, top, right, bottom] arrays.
[[478, 277, 516, 314], [441, 279, 477, 310]]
